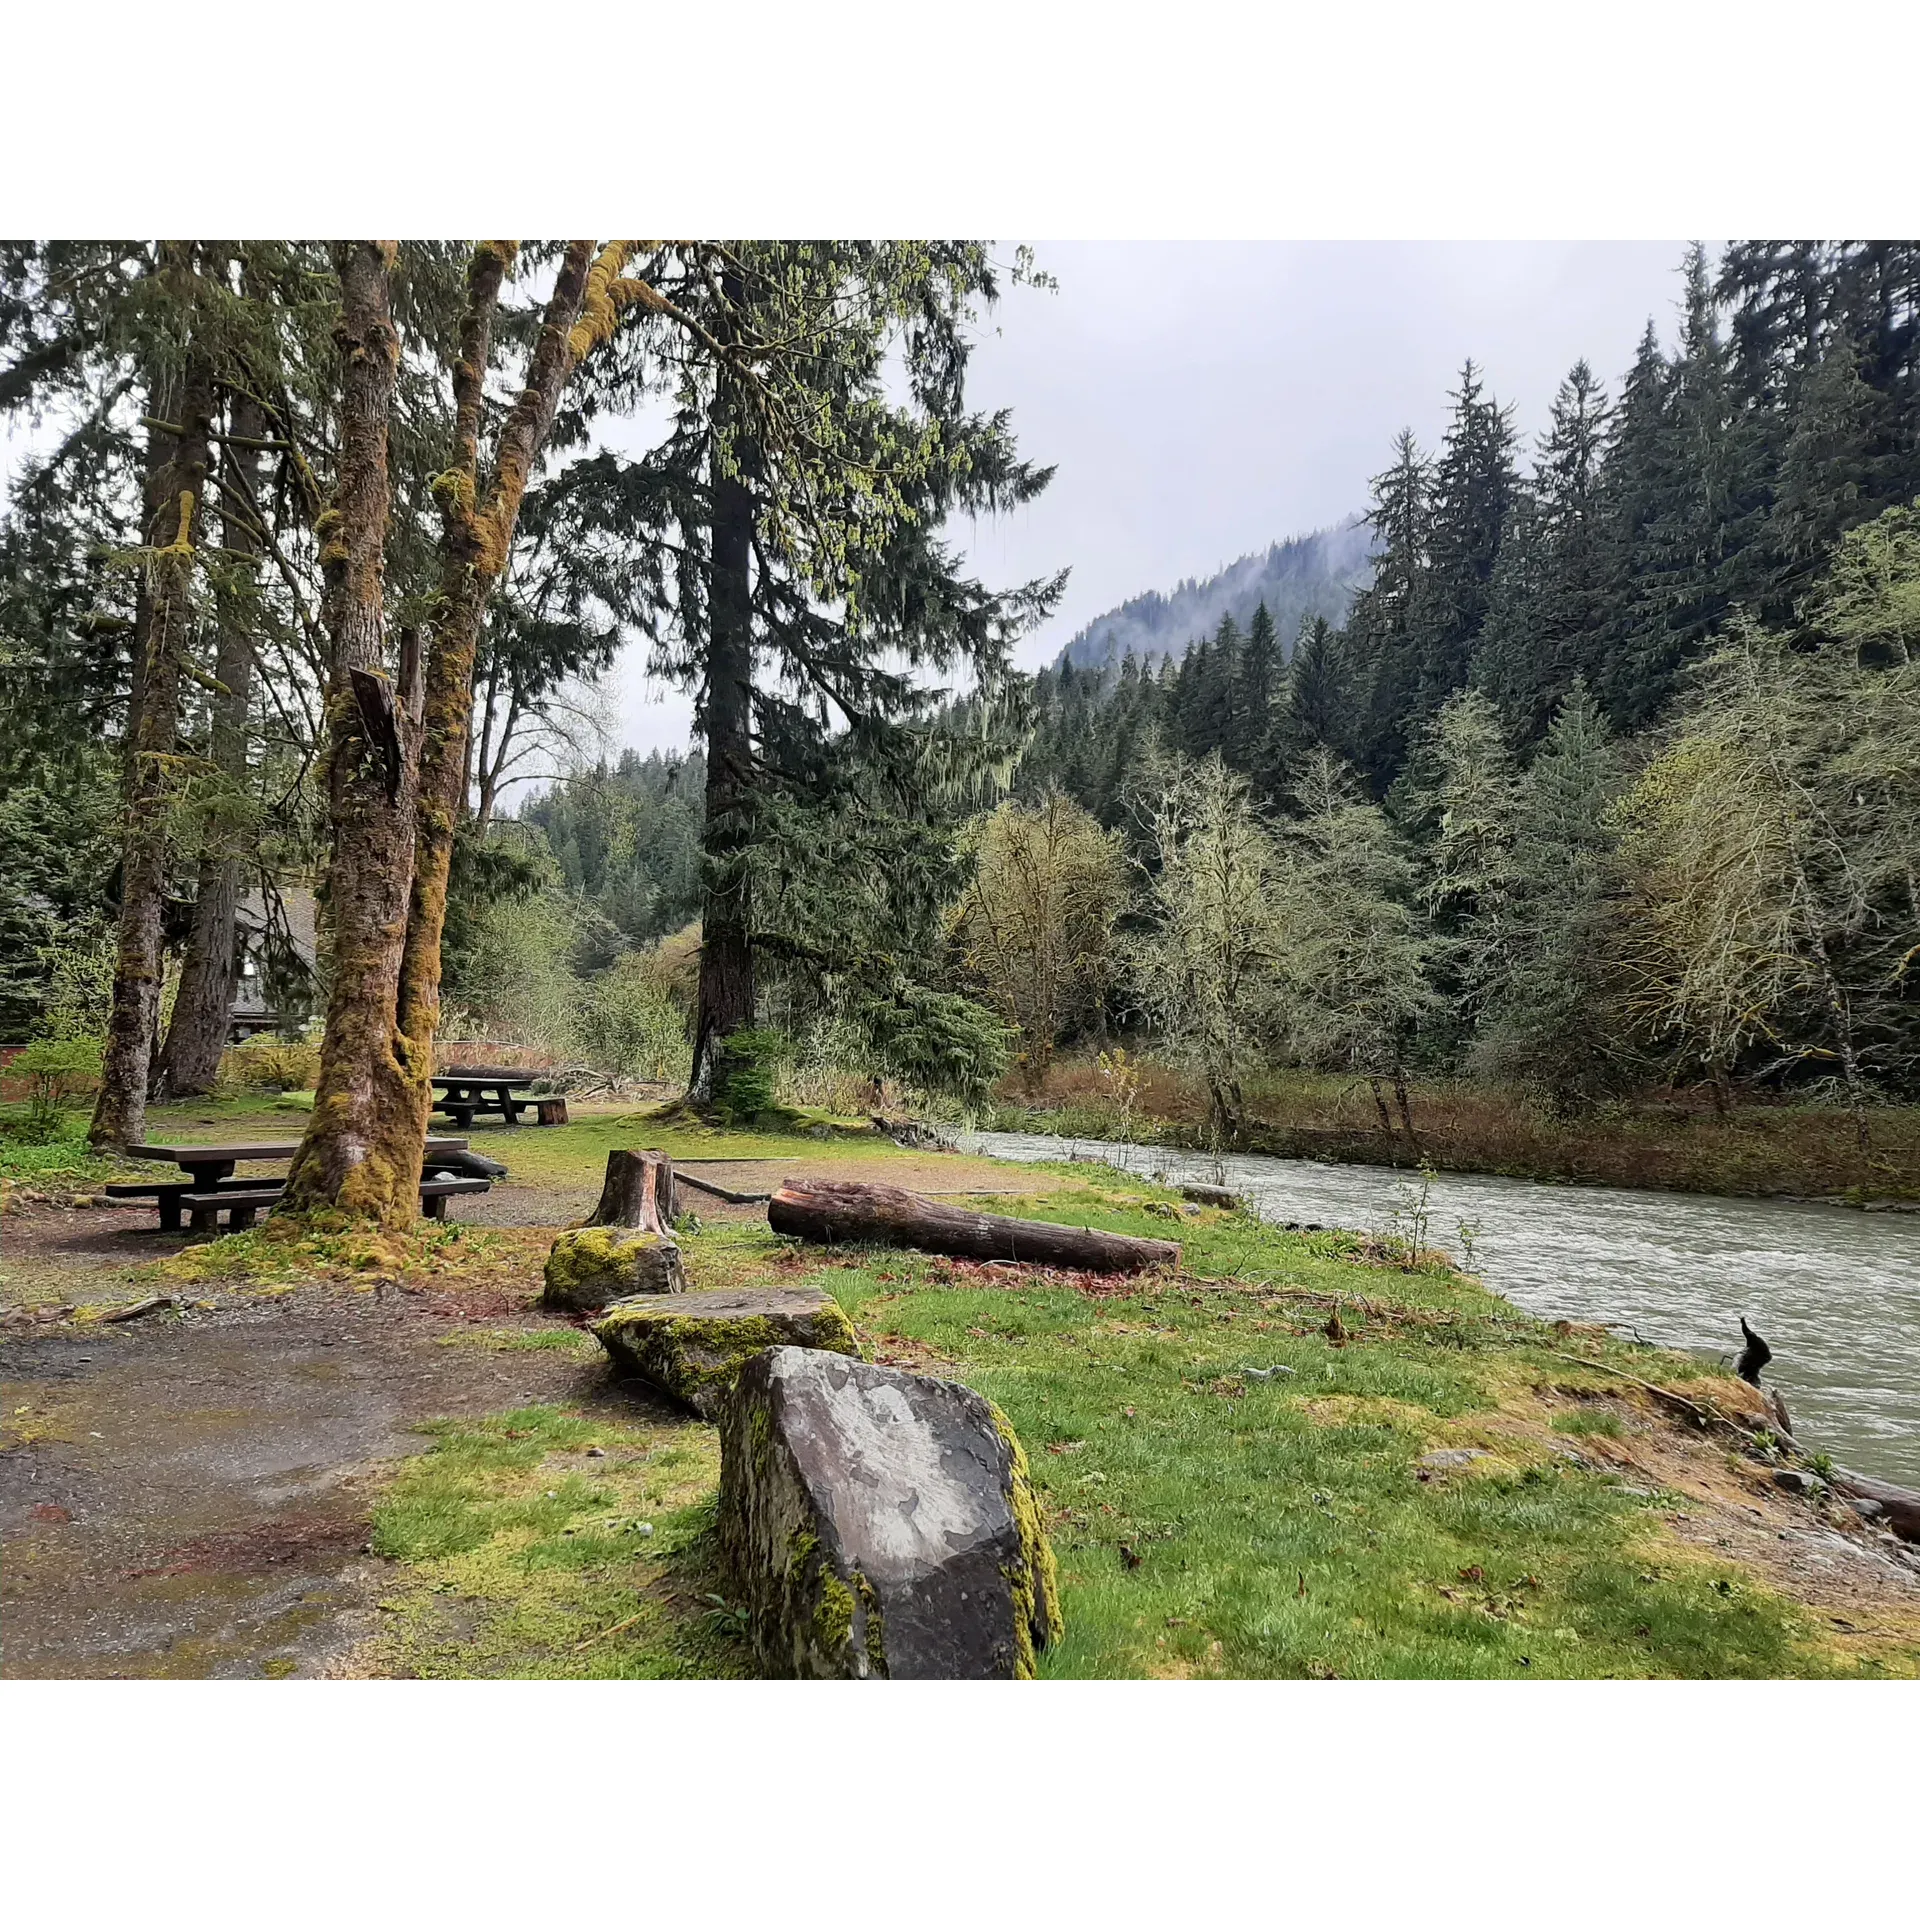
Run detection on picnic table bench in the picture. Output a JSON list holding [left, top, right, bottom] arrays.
[[430, 1070, 566, 1128], [171, 1173, 492, 1232], [110, 1137, 483, 1231]]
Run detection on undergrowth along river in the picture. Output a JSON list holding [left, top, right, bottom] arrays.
[[959, 1131, 1920, 1488]]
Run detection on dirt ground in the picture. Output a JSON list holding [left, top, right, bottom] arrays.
[[0, 1290, 643, 1678], [0, 1134, 1067, 1679]]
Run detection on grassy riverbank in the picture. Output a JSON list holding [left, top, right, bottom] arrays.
[[985, 1058, 1920, 1203], [350, 1169, 1918, 1679], [9, 1096, 1916, 1678]]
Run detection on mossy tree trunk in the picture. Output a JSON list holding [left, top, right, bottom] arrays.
[[690, 265, 759, 1105], [284, 242, 420, 1222], [90, 243, 214, 1153], [156, 389, 266, 1097], [290, 240, 675, 1225], [391, 241, 603, 1174]]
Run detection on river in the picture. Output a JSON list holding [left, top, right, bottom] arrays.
[[957, 1129, 1920, 1487]]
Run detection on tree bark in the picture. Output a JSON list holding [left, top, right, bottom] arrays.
[[583, 1148, 676, 1231], [283, 243, 419, 1222], [90, 243, 213, 1152], [767, 1179, 1180, 1273], [689, 268, 759, 1104], [391, 243, 600, 1191], [156, 391, 266, 1096]]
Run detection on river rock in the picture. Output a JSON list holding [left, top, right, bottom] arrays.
[[542, 1227, 683, 1313], [717, 1346, 1061, 1679], [1179, 1183, 1241, 1210], [590, 1287, 856, 1416]]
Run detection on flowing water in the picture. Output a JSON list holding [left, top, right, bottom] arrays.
[[958, 1129, 1920, 1487]]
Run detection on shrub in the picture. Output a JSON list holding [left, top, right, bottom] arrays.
[[572, 954, 692, 1085], [2, 1036, 102, 1143], [36, 924, 116, 1042], [858, 983, 1011, 1112], [444, 884, 580, 1052], [778, 1016, 877, 1115], [221, 1038, 321, 1091], [711, 1027, 788, 1122]]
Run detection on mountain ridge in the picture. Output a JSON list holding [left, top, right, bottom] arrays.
[[1053, 515, 1375, 675]]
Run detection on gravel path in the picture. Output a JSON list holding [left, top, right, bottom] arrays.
[[0, 1294, 618, 1678]]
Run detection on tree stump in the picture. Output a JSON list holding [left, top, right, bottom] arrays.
[[543, 1149, 683, 1312], [583, 1149, 676, 1231]]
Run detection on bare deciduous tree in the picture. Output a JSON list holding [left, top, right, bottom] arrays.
[[1129, 757, 1282, 1144], [953, 790, 1126, 1092]]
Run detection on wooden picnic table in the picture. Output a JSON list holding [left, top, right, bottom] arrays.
[[127, 1135, 473, 1185], [120, 1137, 471, 1229], [430, 1070, 563, 1127]]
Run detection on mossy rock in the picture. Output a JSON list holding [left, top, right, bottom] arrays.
[[716, 1346, 1061, 1679], [588, 1286, 856, 1417], [542, 1227, 683, 1313]]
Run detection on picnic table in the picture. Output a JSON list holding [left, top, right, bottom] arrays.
[[117, 1137, 475, 1230], [430, 1070, 566, 1127]]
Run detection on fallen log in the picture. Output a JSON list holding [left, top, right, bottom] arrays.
[[767, 1178, 1179, 1274], [581, 1149, 675, 1231], [674, 1169, 774, 1206], [1829, 1468, 1920, 1545]]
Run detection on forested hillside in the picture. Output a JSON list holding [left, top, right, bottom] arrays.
[[1053, 516, 1373, 675], [994, 243, 1919, 1151]]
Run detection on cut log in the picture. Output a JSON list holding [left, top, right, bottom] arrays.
[[767, 1179, 1178, 1274], [582, 1148, 676, 1231]]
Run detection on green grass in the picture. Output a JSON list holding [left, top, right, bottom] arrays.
[[1553, 1408, 1628, 1439], [797, 1174, 1879, 1678], [434, 1326, 597, 1354], [358, 1165, 1897, 1678], [64, 1098, 1901, 1678], [365, 1403, 745, 1678], [0, 1135, 105, 1179]]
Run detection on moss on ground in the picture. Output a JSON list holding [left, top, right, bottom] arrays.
[[362, 1404, 747, 1679]]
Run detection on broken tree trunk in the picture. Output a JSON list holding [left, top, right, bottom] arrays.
[[584, 1149, 677, 1232], [767, 1179, 1179, 1273]]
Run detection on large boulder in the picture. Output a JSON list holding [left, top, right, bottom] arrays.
[[718, 1346, 1061, 1679], [542, 1227, 683, 1313], [589, 1286, 856, 1416]]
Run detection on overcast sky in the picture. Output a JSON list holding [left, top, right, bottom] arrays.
[[612, 239, 1694, 755]]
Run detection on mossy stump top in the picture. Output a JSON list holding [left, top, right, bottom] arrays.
[[542, 1226, 682, 1313], [589, 1286, 857, 1417]]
